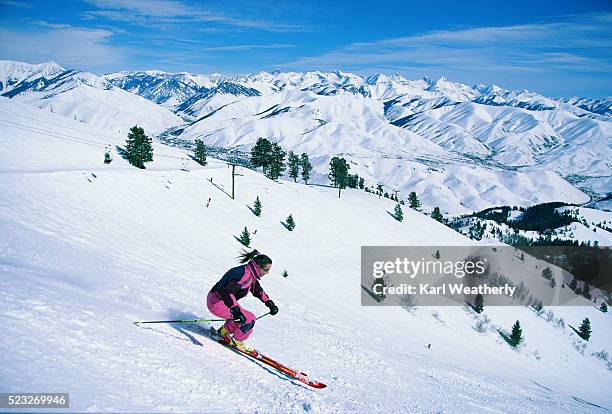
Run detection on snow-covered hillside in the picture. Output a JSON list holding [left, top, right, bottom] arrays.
[[104, 65, 607, 213], [1, 97, 611, 412], [3, 60, 609, 215]]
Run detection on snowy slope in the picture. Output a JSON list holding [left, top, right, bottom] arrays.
[[1, 98, 611, 413]]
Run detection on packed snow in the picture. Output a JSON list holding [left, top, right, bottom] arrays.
[[1, 97, 611, 413]]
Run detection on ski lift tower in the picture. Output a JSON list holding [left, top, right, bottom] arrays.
[[227, 156, 244, 200]]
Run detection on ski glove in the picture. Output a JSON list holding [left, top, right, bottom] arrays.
[[265, 300, 279, 316], [230, 306, 246, 324]]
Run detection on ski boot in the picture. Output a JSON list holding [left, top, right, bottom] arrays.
[[231, 337, 256, 355]]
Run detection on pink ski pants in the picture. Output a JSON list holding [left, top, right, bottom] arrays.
[[206, 291, 256, 341]]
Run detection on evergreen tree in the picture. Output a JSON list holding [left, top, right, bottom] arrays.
[[125, 125, 153, 168], [300, 153, 312, 184], [509, 320, 522, 347], [542, 267, 553, 280], [266, 143, 286, 180], [393, 204, 403, 222], [250, 137, 273, 174], [549, 278, 556, 288], [193, 139, 208, 166], [253, 196, 262, 217], [408, 192, 421, 211], [328, 156, 350, 198], [238, 227, 251, 247], [282, 270, 289, 278], [600, 302, 608, 313], [284, 214, 296, 231], [347, 174, 359, 189], [582, 283, 592, 300], [570, 277, 578, 291], [287, 151, 300, 182], [104, 146, 112, 164], [358, 177, 365, 189], [376, 184, 384, 197], [474, 294, 484, 314], [578, 318, 591, 341], [431, 207, 443, 222]]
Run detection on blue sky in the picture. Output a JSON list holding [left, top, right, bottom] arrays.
[[0, 0, 610, 97]]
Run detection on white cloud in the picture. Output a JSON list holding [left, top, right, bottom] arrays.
[[201, 44, 297, 52], [29, 20, 73, 29], [0, 0, 32, 8], [0, 26, 128, 70], [83, 0, 305, 32], [279, 13, 612, 78]]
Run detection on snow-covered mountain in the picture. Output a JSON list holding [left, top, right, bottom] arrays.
[[1, 97, 610, 412], [558, 96, 612, 117], [0, 60, 65, 94], [104, 66, 609, 211], [1, 60, 182, 134], [2, 60, 610, 215]]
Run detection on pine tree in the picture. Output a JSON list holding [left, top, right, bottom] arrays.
[[193, 139, 208, 166], [393, 204, 403, 222], [238, 227, 251, 247], [251, 138, 273, 174], [125, 125, 153, 168], [431, 207, 443, 222], [570, 277, 578, 291], [284, 214, 296, 231], [600, 302, 608, 313], [376, 184, 384, 198], [408, 192, 421, 211], [347, 174, 359, 189], [266, 143, 286, 180], [300, 153, 312, 184], [358, 177, 365, 189], [328, 156, 350, 198], [542, 267, 553, 280], [253, 196, 262, 217], [578, 318, 591, 341], [582, 283, 592, 300], [509, 320, 522, 347], [549, 278, 556, 288], [474, 294, 484, 313], [287, 151, 300, 182], [104, 146, 112, 164], [282, 270, 289, 278]]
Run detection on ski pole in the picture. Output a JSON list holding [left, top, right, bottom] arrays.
[[134, 317, 227, 325], [133, 312, 271, 325]]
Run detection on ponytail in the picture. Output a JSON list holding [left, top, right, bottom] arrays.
[[238, 249, 272, 268]]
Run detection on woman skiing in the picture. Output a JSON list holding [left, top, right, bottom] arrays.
[[207, 249, 279, 352]]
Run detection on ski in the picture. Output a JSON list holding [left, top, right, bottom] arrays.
[[210, 328, 327, 389]]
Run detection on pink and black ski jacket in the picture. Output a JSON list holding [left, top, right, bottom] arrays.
[[210, 259, 270, 308]]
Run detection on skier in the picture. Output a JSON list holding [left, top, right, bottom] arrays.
[[207, 249, 278, 352]]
